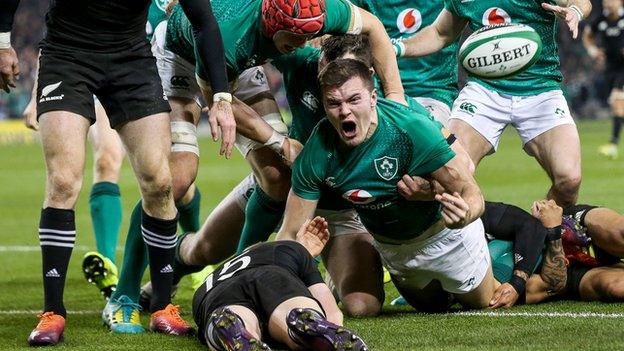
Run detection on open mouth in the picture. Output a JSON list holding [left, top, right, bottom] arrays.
[[341, 121, 357, 138]]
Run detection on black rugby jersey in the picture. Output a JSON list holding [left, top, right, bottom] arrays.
[[591, 9, 624, 70]]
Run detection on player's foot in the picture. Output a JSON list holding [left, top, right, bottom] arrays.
[[82, 251, 118, 300], [561, 216, 591, 246], [27, 312, 65, 347], [390, 296, 408, 306], [149, 304, 194, 336], [287, 308, 368, 351], [190, 265, 217, 291], [102, 295, 145, 334], [598, 143, 618, 159], [208, 307, 271, 351], [138, 281, 178, 312]]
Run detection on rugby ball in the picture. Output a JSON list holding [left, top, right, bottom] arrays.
[[459, 23, 542, 79]]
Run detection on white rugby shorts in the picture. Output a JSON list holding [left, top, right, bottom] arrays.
[[450, 82, 575, 151], [413, 97, 451, 127], [373, 218, 490, 294]]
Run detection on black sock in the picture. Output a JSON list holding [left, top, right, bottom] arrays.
[[39, 208, 76, 317], [141, 209, 178, 312], [611, 116, 623, 144]]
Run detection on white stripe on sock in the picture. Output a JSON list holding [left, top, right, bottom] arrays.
[[40, 241, 75, 248], [38, 228, 76, 235]]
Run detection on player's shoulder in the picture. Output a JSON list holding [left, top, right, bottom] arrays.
[[377, 98, 437, 130], [272, 46, 320, 72]]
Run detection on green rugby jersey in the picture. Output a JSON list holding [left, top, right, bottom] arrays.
[[292, 98, 455, 241], [166, 0, 354, 82], [444, 0, 562, 95], [351, 0, 459, 107], [146, 0, 169, 41]]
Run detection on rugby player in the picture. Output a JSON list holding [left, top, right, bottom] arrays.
[[350, 0, 459, 126], [400, 0, 592, 206], [486, 200, 624, 304], [193, 216, 368, 351], [277, 59, 496, 310], [583, 0, 624, 159], [1, 0, 235, 345]]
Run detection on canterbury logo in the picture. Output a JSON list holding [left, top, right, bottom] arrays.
[[41, 81, 62, 97]]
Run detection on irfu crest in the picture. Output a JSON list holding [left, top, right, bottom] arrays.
[[374, 156, 398, 181]]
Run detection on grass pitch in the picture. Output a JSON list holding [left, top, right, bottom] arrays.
[[1, 120, 624, 350]]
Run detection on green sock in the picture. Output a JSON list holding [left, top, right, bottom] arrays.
[[90, 182, 122, 263], [177, 187, 201, 233], [172, 233, 205, 285], [236, 187, 285, 254], [111, 201, 148, 302]]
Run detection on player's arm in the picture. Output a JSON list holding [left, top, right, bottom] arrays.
[[22, 50, 39, 131], [356, 7, 406, 105], [542, 0, 592, 39], [402, 9, 467, 58], [276, 192, 319, 241], [431, 155, 484, 229], [0, 0, 20, 93], [582, 23, 605, 64], [179, 0, 236, 157], [307, 283, 343, 325]]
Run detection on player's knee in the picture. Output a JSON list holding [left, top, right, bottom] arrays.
[[47, 172, 82, 204], [138, 171, 173, 202], [341, 293, 382, 317], [172, 175, 194, 201], [94, 150, 123, 181], [553, 174, 581, 205], [256, 166, 291, 199]]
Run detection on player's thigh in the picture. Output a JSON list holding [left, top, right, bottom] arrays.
[[584, 208, 624, 257], [579, 266, 624, 302], [39, 111, 91, 207], [453, 265, 497, 309], [321, 224, 384, 311]]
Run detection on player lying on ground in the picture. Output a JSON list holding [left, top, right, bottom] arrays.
[[193, 216, 368, 351], [583, 0, 624, 159], [276, 58, 496, 310], [399, 0, 592, 206]]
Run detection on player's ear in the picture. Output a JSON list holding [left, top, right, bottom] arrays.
[[369, 67, 375, 76], [371, 88, 377, 107]]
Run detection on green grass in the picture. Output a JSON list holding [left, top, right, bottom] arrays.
[[1, 120, 624, 350]]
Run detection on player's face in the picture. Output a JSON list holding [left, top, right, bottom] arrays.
[[273, 31, 312, 54], [604, 0, 623, 13], [323, 76, 378, 148]]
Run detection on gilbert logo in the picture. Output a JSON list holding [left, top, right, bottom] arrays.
[[39, 81, 64, 103]]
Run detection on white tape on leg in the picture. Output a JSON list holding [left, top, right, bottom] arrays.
[[171, 121, 199, 156]]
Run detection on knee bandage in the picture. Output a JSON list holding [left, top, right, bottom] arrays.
[[171, 121, 199, 156]]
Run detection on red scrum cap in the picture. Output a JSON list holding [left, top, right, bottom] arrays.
[[261, 0, 326, 38]]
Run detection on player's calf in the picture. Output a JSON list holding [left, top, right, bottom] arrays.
[[206, 307, 270, 351]]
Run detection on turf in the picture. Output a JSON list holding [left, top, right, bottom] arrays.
[[1, 120, 623, 350]]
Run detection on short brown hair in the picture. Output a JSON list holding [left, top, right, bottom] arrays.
[[319, 59, 375, 94], [320, 35, 373, 68]]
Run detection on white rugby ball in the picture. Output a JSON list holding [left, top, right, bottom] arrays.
[[459, 23, 542, 79]]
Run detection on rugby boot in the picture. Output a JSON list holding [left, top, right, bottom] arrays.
[[102, 295, 145, 334], [149, 304, 194, 336], [82, 251, 118, 300], [287, 308, 368, 351], [598, 143, 618, 159], [561, 216, 591, 247], [208, 307, 271, 351], [28, 312, 65, 346], [390, 295, 408, 306]]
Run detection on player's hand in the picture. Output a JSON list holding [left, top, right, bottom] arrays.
[[435, 192, 470, 229], [531, 199, 563, 228], [296, 216, 330, 257], [281, 137, 303, 168], [541, 3, 581, 39], [489, 283, 520, 309], [22, 99, 38, 131], [397, 175, 436, 201], [207, 100, 236, 159], [0, 47, 19, 93]]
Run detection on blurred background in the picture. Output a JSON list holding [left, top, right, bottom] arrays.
[[0, 0, 611, 122]]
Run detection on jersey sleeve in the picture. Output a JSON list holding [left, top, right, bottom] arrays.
[[291, 123, 330, 201], [275, 242, 324, 287], [404, 112, 456, 175], [0, 0, 20, 32], [322, 0, 361, 35], [443, 0, 460, 18]]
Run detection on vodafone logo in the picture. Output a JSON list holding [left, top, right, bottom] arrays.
[[396, 8, 422, 34], [482, 8, 511, 26], [342, 189, 376, 205]]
